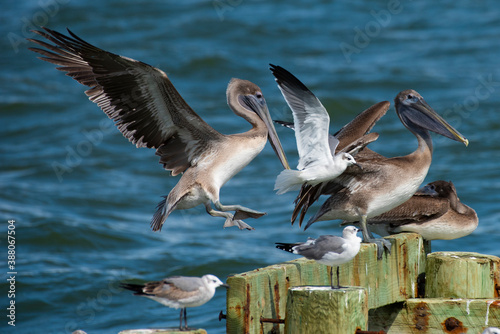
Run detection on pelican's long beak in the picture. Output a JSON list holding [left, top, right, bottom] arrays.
[[417, 183, 438, 196], [240, 94, 290, 169], [397, 95, 469, 146]]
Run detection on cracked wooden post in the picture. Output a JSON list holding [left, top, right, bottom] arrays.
[[425, 252, 500, 298], [284, 286, 368, 334]]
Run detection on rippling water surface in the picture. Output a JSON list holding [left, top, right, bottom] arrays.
[[2, 1, 500, 333]]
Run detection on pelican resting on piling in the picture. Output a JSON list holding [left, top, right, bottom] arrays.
[[121, 274, 229, 330], [352, 180, 478, 240], [29, 27, 289, 231], [269, 65, 361, 195], [276, 226, 362, 289], [301, 89, 468, 257]]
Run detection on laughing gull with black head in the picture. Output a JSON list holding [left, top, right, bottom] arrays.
[[120, 274, 229, 330], [276, 226, 362, 289]]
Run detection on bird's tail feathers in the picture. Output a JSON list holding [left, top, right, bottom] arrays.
[[276, 242, 300, 253], [150, 196, 173, 232], [120, 283, 146, 295], [275, 169, 303, 195]]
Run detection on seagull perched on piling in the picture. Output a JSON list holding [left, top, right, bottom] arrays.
[[276, 226, 362, 289], [120, 274, 229, 330]]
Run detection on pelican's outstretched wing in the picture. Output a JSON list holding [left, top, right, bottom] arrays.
[[29, 27, 222, 176]]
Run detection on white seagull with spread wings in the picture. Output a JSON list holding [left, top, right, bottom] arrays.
[[270, 65, 359, 195]]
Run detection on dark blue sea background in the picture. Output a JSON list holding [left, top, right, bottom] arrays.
[[2, 1, 500, 333]]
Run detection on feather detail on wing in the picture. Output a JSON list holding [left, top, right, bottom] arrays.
[[29, 27, 223, 175], [270, 65, 333, 170]]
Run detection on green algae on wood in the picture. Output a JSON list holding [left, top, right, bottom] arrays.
[[226, 233, 429, 333], [284, 286, 368, 334], [368, 298, 500, 333], [425, 251, 500, 298]]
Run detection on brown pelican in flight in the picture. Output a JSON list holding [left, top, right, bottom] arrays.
[[356, 180, 478, 240], [269, 65, 360, 195], [301, 89, 468, 257], [29, 28, 289, 231]]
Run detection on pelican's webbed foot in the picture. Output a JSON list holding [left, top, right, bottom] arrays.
[[233, 209, 266, 220], [214, 201, 266, 220], [367, 238, 392, 259], [223, 218, 255, 230], [359, 215, 392, 259], [206, 204, 255, 230]]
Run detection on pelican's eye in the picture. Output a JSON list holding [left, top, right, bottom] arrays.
[[255, 92, 263, 99]]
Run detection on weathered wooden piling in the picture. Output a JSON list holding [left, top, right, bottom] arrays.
[[284, 286, 368, 333], [425, 251, 500, 298], [226, 233, 500, 333]]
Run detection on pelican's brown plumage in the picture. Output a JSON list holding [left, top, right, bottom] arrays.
[[290, 100, 390, 225], [29, 27, 289, 231], [361, 180, 478, 240], [286, 86, 469, 257]]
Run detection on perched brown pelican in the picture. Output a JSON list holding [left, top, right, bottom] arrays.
[[269, 65, 360, 195], [29, 28, 289, 231], [302, 90, 468, 257], [355, 180, 478, 240], [121, 274, 229, 330]]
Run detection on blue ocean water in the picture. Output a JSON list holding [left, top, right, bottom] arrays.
[[2, 1, 500, 333]]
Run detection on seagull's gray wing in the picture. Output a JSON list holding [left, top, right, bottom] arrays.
[[137, 276, 201, 301], [164, 276, 203, 292], [295, 235, 346, 260], [274, 120, 340, 157], [270, 65, 334, 170]]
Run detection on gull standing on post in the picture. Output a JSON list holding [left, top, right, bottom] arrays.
[[276, 226, 362, 289], [29, 28, 289, 231], [121, 274, 229, 330], [302, 90, 469, 257], [270, 65, 360, 195]]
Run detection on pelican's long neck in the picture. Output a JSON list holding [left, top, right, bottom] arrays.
[[401, 120, 434, 178], [404, 119, 434, 156]]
